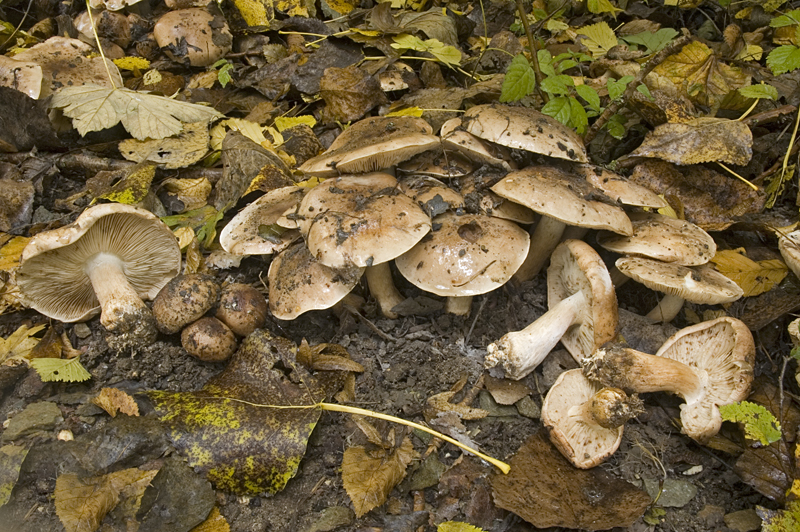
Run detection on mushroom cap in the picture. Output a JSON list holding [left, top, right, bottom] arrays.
[[0, 55, 43, 99], [440, 117, 512, 170], [462, 103, 588, 163], [268, 241, 364, 320], [152, 273, 221, 334], [181, 316, 238, 362], [597, 212, 716, 266], [154, 8, 233, 67], [219, 186, 305, 256], [397, 149, 475, 179], [492, 166, 633, 235], [296, 173, 432, 268], [298, 116, 440, 177], [541, 369, 623, 469], [216, 283, 267, 336], [398, 175, 465, 217], [778, 230, 800, 279], [579, 165, 667, 209], [615, 257, 744, 305], [460, 173, 536, 224], [17, 203, 181, 323], [548, 239, 618, 361], [395, 212, 530, 297], [655, 316, 755, 442]]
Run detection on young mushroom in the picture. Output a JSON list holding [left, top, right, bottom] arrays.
[[484, 239, 617, 379], [582, 316, 755, 443], [16, 203, 181, 351], [542, 369, 644, 468]]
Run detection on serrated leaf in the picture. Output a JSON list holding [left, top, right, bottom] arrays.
[[738, 83, 779, 100], [542, 96, 573, 126], [51, 85, 223, 141], [607, 76, 633, 101], [540, 74, 573, 96], [119, 123, 209, 170], [30, 356, 91, 382], [767, 45, 800, 75], [622, 28, 679, 54], [437, 522, 486, 532], [576, 84, 601, 111], [390, 34, 461, 66], [91, 388, 140, 418], [576, 22, 618, 58], [719, 401, 782, 446], [770, 9, 800, 28], [500, 54, 536, 102], [586, 0, 621, 15], [710, 248, 788, 297], [215, 61, 234, 88], [274, 115, 317, 131]]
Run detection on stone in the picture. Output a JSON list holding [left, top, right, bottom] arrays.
[[2, 401, 62, 441], [478, 391, 518, 418], [515, 395, 541, 419], [642, 478, 697, 508], [697, 504, 725, 527], [724, 509, 762, 532], [299, 506, 355, 532]]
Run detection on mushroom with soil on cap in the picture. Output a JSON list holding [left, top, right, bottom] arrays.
[[153, 8, 233, 67], [152, 273, 221, 334], [395, 212, 530, 316], [484, 239, 618, 380], [298, 116, 440, 177], [294, 172, 431, 318], [582, 316, 755, 443], [16, 203, 181, 351], [491, 166, 633, 282], [542, 369, 644, 468], [216, 283, 267, 336], [614, 256, 743, 322]]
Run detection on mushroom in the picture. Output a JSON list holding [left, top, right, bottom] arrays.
[[0, 56, 43, 99], [216, 283, 267, 336], [298, 116, 440, 177], [152, 273, 220, 334], [582, 316, 755, 443], [398, 175, 465, 218], [182, 317, 238, 362], [491, 166, 633, 282], [295, 172, 431, 318], [778, 230, 800, 279], [153, 8, 233, 67], [615, 257, 743, 322], [16, 203, 181, 351], [397, 149, 475, 179], [439, 117, 512, 170], [484, 239, 617, 379], [542, 369, 644, 468], [395, 212, 530, 315], [579, 165, 667, 210]]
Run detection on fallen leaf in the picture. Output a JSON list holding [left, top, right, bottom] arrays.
[[161, 178, 213, 213], [319, 64, 389, 123], [0, 444, 28, 507], [630, 118, 753, 166], [342, 434, 415, 517], [93, 163, 156, 205], [50, 84, 223, 141], [147, 330, 329, 494], [575, 22, 618, 58], [758, 479, 800, 531], [711, 249, 788, 297], [0, 323, 45, 364], [490, 432, 651, 530], [189, 506, 231, 532], [92, 388, 140, 418], [161, 206, 224, 248], [232, 0, 273, 27], [437, 522, 485, 532], [30, 356, 91, 382], [424, 391, 488, 423], [118, 122, 210, 169], [0, 236, 29, 272]]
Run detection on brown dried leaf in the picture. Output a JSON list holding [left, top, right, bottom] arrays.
[[630, 118, 752, 166], [319, 64, 389, 123], [491, 432, 651, 530], [342, 435, 416, 517], [424, 391, 488, 423], [296, 339, 365, 373], [0, 236, 29, 272], [734, 440, 796, 502], [484, 375, 532, 405], [162, 178, 212, 213], [118, 122, 209, 169], [92, 388, 140, 418], [189, 506, 230, 532]]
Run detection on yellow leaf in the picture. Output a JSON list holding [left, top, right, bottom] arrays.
[[30, 356, 91, 382], [163, 177, 213, 212], [210, 119, 270, 153], [386, 106, 425, 117], [275, 0, 311, 17], [274, 115, 317, 131], [438, 522, 486, 532], [91, 388, 140, 417], [184, 236, 203, 273], [119, 122, 210, 170], [0, 324, 45, 364], [174, 226, 196, 250], [576, 22, 618, 58], [656, 195, 678, 218], [0, 236, 29, 272], [233, 0, 273, 26], [112, 57, 150, 71], [94, 163, 156, 205], [190, 506, 231, 532], [711, 249, 789, 297]]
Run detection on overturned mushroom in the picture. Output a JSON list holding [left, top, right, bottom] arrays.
[[583, 316, 755, 443]]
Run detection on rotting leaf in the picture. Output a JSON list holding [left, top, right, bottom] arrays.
[[629, 118, 753, 166], [147, 330, 328, 494], [711, 249, 788, 297], [93, 163, 156, 206], [0, 236, 29, 272], [118, 122, 210, 169], [342, 433, 416, 517], [162, 206, 224, 249], [161, 178, 213, 213], [92, 388, 140, 418], [759, 479, 800, 531], [719, 401, 782, 446], [0, 444, 28, 508], [490, 432, 651, 530], [437, 522, 486, 532], [319, 64, 389, 123], [0, 323, 45, 364], [424, 391, 488, 423]]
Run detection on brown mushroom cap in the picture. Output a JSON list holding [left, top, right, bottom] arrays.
[[152, 273, 221, 334], [216, 283, 267, 336], [268, 241, 364, 320], [154, 8, 233, 67], [440, 117, 512, 170], [460, 173, 536, 224], [397, 149, 475, 179], [181, 317, 238, 362], [579, 165, 667, 209], [298, 116, 440, 177], [219, 186, 305, 256], [395, 212, 530, 297], [296, 173, 432, 268], [462, 103, 588, 163], [598, 212, 716, 266]]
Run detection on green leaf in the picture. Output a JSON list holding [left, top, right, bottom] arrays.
[[161, 205, 223, 248], [577, 22, 618, 58], [500, 54, 536, 102], [556, 59, 578, 73], [719, 401, 782, 446], [540, 74, 573, 96], [607, 75, 633, 101], [542, 96, 573, 128], [576, 84, 601, 111], [586, 0, 621, 15], [767, 45, 800, 75], [738, 83, 779, 100], [606, 114, 627, 139], [758, 499, 800, 532], [770, 9, 800, 28], [390, 34, 461, 66], [30, 357, 91, 382], [538, 50, 556, 77], [622, 28, 679, 54], [546, 19, 568, 32], [568, 97, 589, 134], [636, 84, 653, 99], [791, 345, 800, 361], [214, 60, 234, 88]]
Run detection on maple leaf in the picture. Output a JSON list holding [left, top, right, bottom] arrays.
[[50, 85, 223, 141]]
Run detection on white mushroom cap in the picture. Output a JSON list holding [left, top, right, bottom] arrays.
[[398, 175, 465, 217], [219, 186, 305, 255], [778, 230, 800, 279], [268, 241, 364, 320], [397, 149, 475, 179], [298, 116, 440, 177], [296, 173, 431, 268], [0, 56, 43, 99], [542, 369, 642, 468], [440, 117, 512, 170], [578, 165, 667, 209], [395, 212, 530, 297], [598, 212, 716, 266], [462, 104, 588, 163]]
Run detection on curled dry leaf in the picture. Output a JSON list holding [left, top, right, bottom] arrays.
[[424, 391, 488, 422], [92, 387, 140, 417]]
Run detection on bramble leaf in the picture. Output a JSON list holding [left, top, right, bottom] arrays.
[[719, 401, 782, 446], [500, 54, 536, 102], [607, 76, 633, 100], [576, 22, 618, 58], [767, 45, 800, 75], [622, 28, 679, 54]]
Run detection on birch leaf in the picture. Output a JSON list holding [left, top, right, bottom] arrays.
[[51, 85, 223, 141], [30, 356, 91, 382]]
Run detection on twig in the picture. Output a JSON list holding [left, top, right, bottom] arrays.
[[584, 35, 692, 145], [742, 104, 797, 129], [514, 0, 548, 103]]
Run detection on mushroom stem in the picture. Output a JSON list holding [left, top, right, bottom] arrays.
[[568, 387, 644, 430], [85, 252, 150, 331], [583, 345, 702, 401], [608, 265, 629, 288], [365, 263, 404, 319], [446, 296, 472, 316], [645, 294, 684, 322], [561, 226, 588, 242], [513, 216, 566, 282], [485, 290, 585, 380]]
